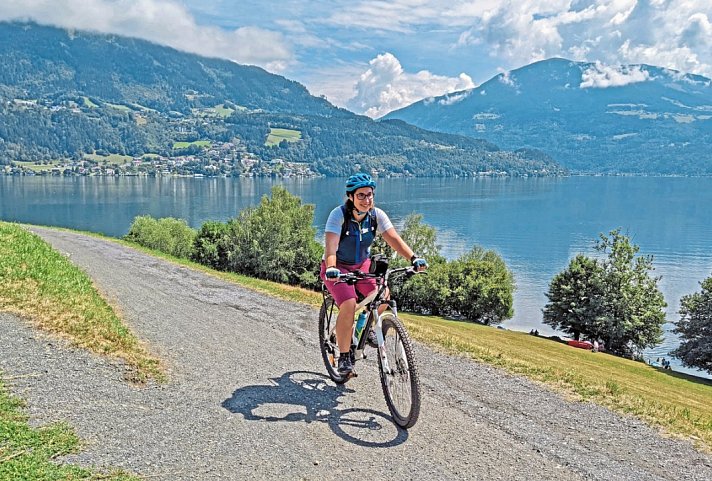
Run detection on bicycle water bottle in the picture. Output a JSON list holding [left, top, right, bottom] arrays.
[[355, 311, 367, 340]]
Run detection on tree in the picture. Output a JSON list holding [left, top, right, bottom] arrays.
[[543, 254, 607, 341], [543, 229, 667, 357], [672, 276, 712, 374], [595, 229, 666, 356]]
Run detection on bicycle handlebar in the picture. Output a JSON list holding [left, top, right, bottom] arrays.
[[333, 266, 424, 285]]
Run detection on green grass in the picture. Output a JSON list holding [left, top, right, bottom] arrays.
[[0, 372, 139, 480], [82, 96, 98, 108], [265, 128, 302, 146], [83, 153, 133, 164], [105, 103, 131, 112], [13, 161, 58, 172], [0, 222, 163, 383], [172, 140, 211, 149], [401, 314, 712, 449], [213, 103, 234, 117]]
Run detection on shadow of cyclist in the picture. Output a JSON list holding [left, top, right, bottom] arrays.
[[221, 371, 408, 447]]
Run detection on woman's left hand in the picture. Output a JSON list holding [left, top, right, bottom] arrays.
[[412, 257, 428, 271]]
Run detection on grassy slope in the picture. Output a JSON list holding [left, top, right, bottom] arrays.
[[0, 222, 163, 382], [172, 140, 211, 149]]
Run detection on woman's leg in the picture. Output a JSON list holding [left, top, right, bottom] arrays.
[[320, 261, 358, 354], [335, 298, 356, 354]]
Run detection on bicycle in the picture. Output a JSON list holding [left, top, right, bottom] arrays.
[[318, 255, 423, 429]]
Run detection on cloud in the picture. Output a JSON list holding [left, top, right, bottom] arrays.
[[438, 91, 471, 106], [325, 1, 712, 79], [346, 52, 474, 118], [580, 61, 651, 89], [580, 61, 650, 89], [497, 69, 517, 87], [0, 0, 292, 71]]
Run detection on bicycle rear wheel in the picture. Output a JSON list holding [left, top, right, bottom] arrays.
[[318, 298, 348, 384], [377, 312, 421, 428]]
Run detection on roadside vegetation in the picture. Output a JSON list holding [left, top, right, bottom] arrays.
[[0, 221, 163, 383], [0, 373, 138, 480], [130, 186, 515, 323]]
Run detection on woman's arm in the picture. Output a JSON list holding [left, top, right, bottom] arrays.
[[381, 227, 415, 261], [324, 232, 340, 267]]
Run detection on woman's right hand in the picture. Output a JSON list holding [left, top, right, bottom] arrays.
[[325, 267, 341, 280]]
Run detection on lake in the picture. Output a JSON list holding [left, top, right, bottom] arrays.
[[2, 175, 711, 378]]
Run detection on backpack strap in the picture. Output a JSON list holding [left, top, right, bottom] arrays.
[[340, 204, 350, 238], [339, 205, 378, 238]]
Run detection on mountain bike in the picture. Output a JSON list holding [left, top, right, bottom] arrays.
[[318, 256, 422, 429]]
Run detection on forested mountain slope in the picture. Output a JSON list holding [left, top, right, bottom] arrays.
[[0, 22, 563, 177]]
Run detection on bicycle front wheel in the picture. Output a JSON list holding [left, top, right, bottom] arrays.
[[318, 297, 348, 384], [377, 312, 421, 428]]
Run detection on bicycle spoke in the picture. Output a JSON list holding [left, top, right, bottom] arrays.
[[378, 313, 420, 427]]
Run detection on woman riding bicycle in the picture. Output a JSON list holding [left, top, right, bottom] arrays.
[[320, 173, 427, 377]]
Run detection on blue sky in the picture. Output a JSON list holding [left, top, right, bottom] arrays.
[[2, 1, 711, 117]]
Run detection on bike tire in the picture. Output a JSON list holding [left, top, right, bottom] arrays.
[[318, 298, 348, 384], [377, 312, 421, 428]]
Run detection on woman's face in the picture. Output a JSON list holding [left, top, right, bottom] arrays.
[[350, 186, 374, 213]]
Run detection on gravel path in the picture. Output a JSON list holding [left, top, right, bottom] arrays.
[[1, 226, 710, 480]]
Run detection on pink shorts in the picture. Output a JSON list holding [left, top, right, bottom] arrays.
[[320, 258, 378, 307]]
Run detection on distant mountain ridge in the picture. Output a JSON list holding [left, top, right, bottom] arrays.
[[384, 58, 712, 174], [0, 21, 340, 117], [0, 22, 563, 177]]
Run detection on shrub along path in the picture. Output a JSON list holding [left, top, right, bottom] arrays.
[[1, 226, 710, 480]]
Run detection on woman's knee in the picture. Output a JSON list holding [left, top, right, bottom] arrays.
[[339, 298, 357, 312]]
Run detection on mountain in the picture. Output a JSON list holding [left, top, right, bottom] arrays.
[[384, 58, 712, 175], [0, 22, 563, 177]]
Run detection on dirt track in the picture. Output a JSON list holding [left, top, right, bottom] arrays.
[[1, 226, 710, 480]]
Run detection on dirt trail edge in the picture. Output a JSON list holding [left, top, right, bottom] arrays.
[[1, 227, 709, 480]]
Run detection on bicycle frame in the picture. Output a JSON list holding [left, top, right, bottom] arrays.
[[321, 266, 413, 364]]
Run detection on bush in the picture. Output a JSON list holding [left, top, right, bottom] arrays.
[[191, 221, 230, 270], [223, 186, 323, 288], [396, 247, 514, 324], [446, 247, 514, 324], [395, 261, 451, 316], [124, 215, 197, 259], [372, 214, 513, 323]]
